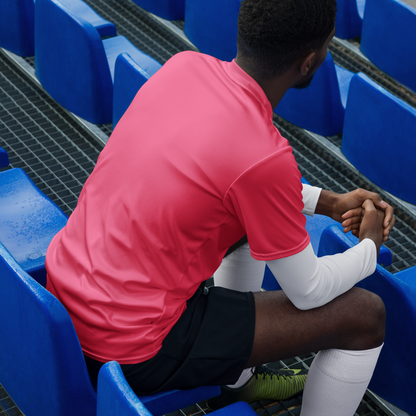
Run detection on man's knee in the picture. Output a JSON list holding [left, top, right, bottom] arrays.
[[350, 287, 385, 348]]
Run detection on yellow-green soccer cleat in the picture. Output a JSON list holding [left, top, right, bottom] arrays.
[[207, 365, 307, 410]]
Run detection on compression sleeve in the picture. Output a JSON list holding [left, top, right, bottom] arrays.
[[301, 183, 322, 217], [266, 239, 377, 310]]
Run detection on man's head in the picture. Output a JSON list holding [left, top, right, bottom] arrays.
[[237, 0, 337, 81]]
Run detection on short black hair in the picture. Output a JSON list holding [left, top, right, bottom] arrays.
[[237, 0, 337, 79]]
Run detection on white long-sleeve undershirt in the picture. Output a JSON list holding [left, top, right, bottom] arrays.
[[266, 239, 377, 310], [301, 183, 322, 216]]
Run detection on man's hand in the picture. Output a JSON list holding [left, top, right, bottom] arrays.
[[316, 188, 395, 242], [359, 199, 385, 256]]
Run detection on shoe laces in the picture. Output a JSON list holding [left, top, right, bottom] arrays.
[[253, 365, 295, 380]]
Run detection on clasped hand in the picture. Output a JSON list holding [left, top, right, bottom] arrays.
[[317, 188, 395, 254]]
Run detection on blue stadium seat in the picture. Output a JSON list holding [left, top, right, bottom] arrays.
[[113, 52, 162, 127], [184, 0, 242, 61], [130, 0, 185, 20], [341, 73, 416, 205], [0, 150, 68, 286], [317, 224, 416, 415], [360, 0, 416, 93], [97, 361, 252, 416], [35, 0, 160, 124], [0, 243, 221, 416], [335, 0, 366, 39], [0, 0, 115, 58], [0, 241, 97, 416], [0, 0, 35, 57], [275, 52, 354, 136]]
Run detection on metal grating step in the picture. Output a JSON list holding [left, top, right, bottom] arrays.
[[0, 385, 22, 416], [0, 52, 103, 217]]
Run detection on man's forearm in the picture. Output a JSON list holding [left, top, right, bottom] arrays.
[[314, 189, 339, 218]]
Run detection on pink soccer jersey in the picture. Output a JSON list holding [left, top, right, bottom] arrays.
[[46, 51, 309, 364]]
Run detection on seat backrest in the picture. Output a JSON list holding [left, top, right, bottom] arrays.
[[317, 223, 416, 415], [58, 0, 117, 38], [113, 52, 162, 127], [0, 242, 97, 416], [341, 72, 416, 205], [131, 0, 185, 20], [184, 0, 242, 61], [0, 168, 68, 286], [97, 361, 152, 416], [335, 0, 365, 39], [35, 0, 113, 124], [275, 52, 353, 137], [360, 0, 416, 93], [0, 0, 35, 56]]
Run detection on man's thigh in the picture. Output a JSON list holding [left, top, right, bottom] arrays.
[[247, 287, 385, 368]]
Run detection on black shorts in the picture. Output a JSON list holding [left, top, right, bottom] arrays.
[[85, 282, 255, 395]]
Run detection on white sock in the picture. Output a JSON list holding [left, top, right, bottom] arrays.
[[300, 344, 383, 416], [214, 243, 266, 292], [214, 243, 264, 388], [227, 367, 254, 389]]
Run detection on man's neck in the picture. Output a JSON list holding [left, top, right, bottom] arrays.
[[234, 56, 293, 109]]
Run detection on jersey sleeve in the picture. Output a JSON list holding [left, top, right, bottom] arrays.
[[223, 147, 310, 261]]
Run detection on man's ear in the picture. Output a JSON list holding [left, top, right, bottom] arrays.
[[300, 52, 316, 76]]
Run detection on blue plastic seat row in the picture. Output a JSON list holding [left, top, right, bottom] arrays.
[[321, 0, 416, 94], [0, 0, 162, 124], [0, 0, 161, 124], [278, 68, 416, 207], [0, 0, 116, 57], [341, 73, 416, 206], [35, 0, 162, 125]]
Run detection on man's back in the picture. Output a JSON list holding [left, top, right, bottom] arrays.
[[45, 51, 306, 364]]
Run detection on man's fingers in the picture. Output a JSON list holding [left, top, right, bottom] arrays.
[[383, 205, 395, 229], [341, 207, 363, 220], [362, 199, 377, 210], [341, 216, 362, 228]]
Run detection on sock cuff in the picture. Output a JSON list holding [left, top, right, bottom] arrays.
[[314, 344, 383, 384]]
